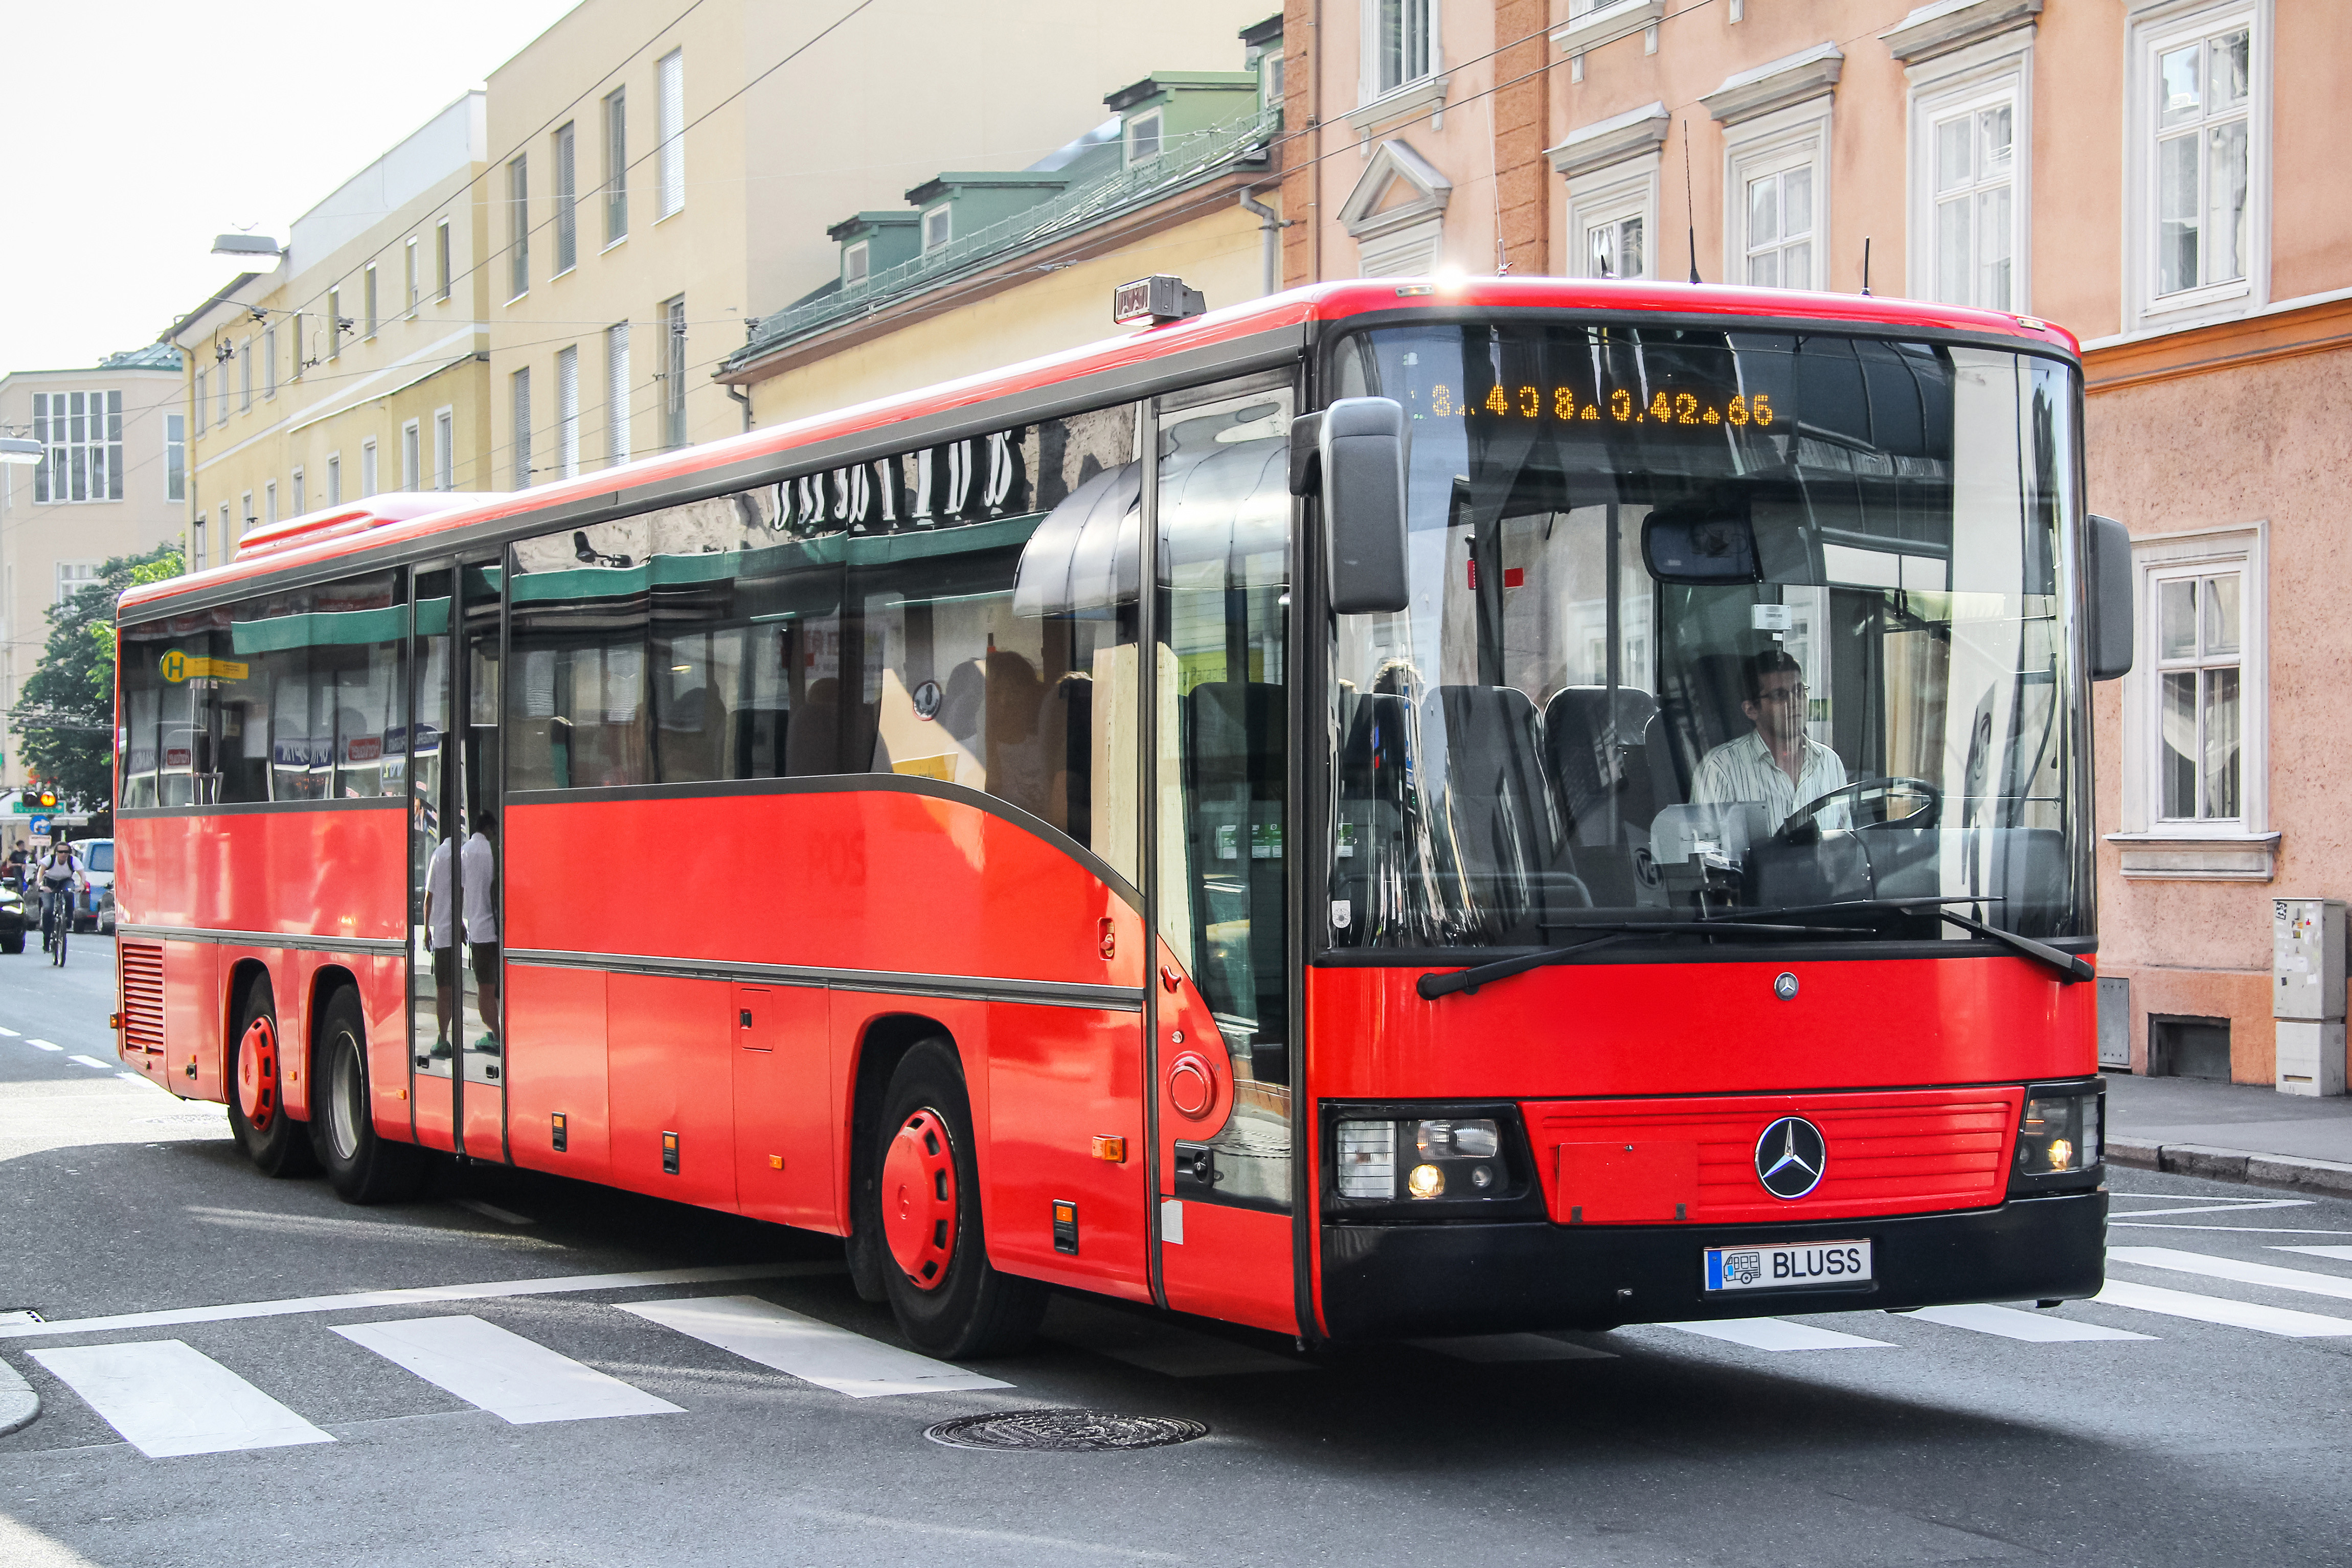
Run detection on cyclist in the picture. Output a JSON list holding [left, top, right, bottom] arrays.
[[38, 840, 82, 953]]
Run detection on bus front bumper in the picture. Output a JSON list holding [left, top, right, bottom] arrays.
[[1318, 1189, 2107, 1341]]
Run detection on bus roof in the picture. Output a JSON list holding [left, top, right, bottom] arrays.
[[124, 275, 2077, 615]]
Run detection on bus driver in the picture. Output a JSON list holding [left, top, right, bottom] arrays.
[[1690, 648, 1850, 832]]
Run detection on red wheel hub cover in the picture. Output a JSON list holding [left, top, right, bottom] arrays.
[[236, 1016, 279, 1130], [880, 1108, 958, 1290]]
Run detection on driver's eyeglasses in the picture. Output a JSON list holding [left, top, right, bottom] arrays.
[[1755, 684, 1808, 704]]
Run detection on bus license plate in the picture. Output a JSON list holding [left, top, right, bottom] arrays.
[[1704, 1240, 1872, 1293]]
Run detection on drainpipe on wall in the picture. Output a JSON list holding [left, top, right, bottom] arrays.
[[1238, 189, 1292, 298], [725, 383, 753, 434]]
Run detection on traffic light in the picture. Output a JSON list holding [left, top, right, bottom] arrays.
[[34, 788, 56, 810]]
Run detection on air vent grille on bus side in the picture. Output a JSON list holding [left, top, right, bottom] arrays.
[[120, 943, 166, 1055]]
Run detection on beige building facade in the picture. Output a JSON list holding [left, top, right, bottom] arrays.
[[1274, 0, 2352, 1085], [0, 347, 186, 795], [483, 0, 1279, 482], [167, 92, 494, 569]]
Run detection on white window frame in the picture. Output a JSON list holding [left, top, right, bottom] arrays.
[[2123, 0, 2271, 333], [1904, 30, 2034, 313], [434, 406, 455, 491], [326, 452, 343, 505], [920, 205, 951, 254], [363, 265, 378, 339], [264, 479, 278, 527], [555, 344, 580, 481], [239, 490, 255, 537], [1259, 47, 1285, 111], [2111, 521, 2271, 874], [263, 325, 279, 399], [54, 561, 99, 606], [843, 239, 870, 285], [400, 419, 421, 491], [1722, 98, 1832, 292], [656, 48, 686, 220], [238, 338, 252, 411], [405, 236, 421, 316], [435, 219, 453, 301], [1124, 108, 1164, 166], [290, 466, 304, 515], [1566, 157, 1658, 281], [165, 411, 186, 503], [512, 366, 534, 488], [1362, 0, 1438, 100], [360, 439, 378, 498], [605, 321, 632, 468], [553, 122, 579, 275]]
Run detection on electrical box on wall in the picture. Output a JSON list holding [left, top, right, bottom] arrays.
[[2274, 898, 2348, 1096], [2097, 976, 2132, 1070]]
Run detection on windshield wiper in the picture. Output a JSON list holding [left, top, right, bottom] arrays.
[[1418, 921, 1845, 1000], [1713, 896, 2092, 983]]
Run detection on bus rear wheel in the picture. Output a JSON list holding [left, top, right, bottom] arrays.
[[871, 1039, 1046, 1359], [227, 982, 315, 1178], [309, 986, 426, 1205]]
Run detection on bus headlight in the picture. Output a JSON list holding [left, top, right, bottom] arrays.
[[1329, 1109, 1527, 1207], [1336, 1121, 1396, 1198], [2009, 1082, 2102, 1193]]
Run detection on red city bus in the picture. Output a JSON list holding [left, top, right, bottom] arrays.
[[114, 277, 2128, 1356]]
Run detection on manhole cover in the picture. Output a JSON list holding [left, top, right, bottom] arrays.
[[923, 1409, 1208, 1452]]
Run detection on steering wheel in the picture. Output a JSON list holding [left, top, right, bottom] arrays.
[[1776, 775, 1940, 843]]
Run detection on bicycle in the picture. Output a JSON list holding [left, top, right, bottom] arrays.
[[41, 884, 69, 967]]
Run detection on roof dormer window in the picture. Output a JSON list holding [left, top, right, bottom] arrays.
[[1126, 109, 1164, 166], [844, 240, 870, 285], [921, 206, 952, 254]]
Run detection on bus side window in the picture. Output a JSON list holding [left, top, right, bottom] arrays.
[[507, 516, 653, 790], [314, 571, 407, 798]]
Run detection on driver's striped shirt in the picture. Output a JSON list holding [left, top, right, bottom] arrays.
[[1689, 730, 1850, 830]]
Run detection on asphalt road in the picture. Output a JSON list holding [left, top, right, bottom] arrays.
[[5, 944, 2352, 1567]]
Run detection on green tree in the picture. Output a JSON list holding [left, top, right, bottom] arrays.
[[10, 541, 183, 811]]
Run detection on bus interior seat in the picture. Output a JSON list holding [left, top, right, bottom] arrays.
[[1423, 685, 1567, 931], [1542, 686, 1664, 847], [1331, 690, 1415, 941], [1182, 681, 1288, 1077]]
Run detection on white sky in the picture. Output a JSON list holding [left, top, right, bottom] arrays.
[[1, 1, 581, 373]]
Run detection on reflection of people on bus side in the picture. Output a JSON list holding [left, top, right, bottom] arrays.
[[1051, 670, 1093, 840], [984, 649, 1052, 820], [1691, 648, 1850, 830], [464, 811, 501, 1055], [423, 834, 457, 1061]]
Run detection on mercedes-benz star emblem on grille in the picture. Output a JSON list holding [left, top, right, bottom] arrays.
[[1773, 971, 1799, 1001], [1754, 1116, 1827, 1199]]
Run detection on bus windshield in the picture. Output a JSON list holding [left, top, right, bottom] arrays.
[[1324, 321, 2086, 952]]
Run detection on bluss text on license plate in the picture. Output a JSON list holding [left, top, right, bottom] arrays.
[[1704, 1240, 1872, 1292]]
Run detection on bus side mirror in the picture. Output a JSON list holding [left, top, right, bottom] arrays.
[[1291, 398, 1410, 615], [2087, 514, 2134, 681]]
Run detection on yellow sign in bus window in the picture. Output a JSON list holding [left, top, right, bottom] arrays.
[[160, 650, 249, 683]]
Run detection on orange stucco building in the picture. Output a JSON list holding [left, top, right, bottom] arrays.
[[1277, 0, 2351, 1084]]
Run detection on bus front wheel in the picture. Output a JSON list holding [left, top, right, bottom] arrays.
[[227, 982, 316, 1178], [309, 986, 426, 1205], [870, 1039, 1046, 1359]]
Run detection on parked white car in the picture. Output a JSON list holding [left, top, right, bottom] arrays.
[[65, 837, 113, 934]]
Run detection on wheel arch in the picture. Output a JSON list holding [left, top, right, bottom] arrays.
[[305, 963, 363, 1092], [847, 1012, 961, 1235]]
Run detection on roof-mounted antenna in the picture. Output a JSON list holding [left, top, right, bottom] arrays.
[[1683, 118, 1701, 285], [1862, 236, 1873, 296]]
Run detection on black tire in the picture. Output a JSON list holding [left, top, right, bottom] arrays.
[[50, 912, 65, 967], [870, 1039, 1046, 1358], [226, 978, 316, 1178], [309, 986, 427, 1203], [0, 933, 20, 955]]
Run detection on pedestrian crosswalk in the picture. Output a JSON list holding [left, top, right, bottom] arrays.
[[10, 1237, 2352, 1460]]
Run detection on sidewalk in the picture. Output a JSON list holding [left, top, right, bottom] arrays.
[[2103, 1070, 2352, 1196]]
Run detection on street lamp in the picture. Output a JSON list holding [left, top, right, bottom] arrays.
[[0, 436, 40, 466], [211, 234, 282, 265]]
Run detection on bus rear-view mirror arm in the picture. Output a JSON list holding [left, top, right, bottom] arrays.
[[1291, 398, 1410, 615], [2087, 514, 2133, 681]]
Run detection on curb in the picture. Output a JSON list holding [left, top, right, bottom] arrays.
[[2108, 1135, 2352, 1197], [0, 1357, 37, 1438]]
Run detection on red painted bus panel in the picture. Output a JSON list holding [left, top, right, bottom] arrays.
[[161, 940, 222, 1101], [983, 998, 1149, 1301], [733, 982, 834, 1230], [411, 1068, 457, 1154], [118, 809, 405, 941], [1160, 1199, 1296, 1335], [505, 792, 1140, 993], [358, 955, 411, 1142], [459, 1081, 505, 1163], [1151, 943, 1236, 1180], [827, 991, 992, 1240], [507, 964, 610, 1181], [608, 972, 738, 1210], [1304, 957, 2095, 1102], [1526, 1086, 2023, 1226]]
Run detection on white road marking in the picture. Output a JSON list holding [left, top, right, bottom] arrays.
[[1410, 1332, 1617, 1362], [453, 1199, 536, 1225], [2092, 1278, 2352, 1337], [28, 1340, 334, 1458], [2277, 1246, 2352, 1263], [1042, 1297, 1307, 1377], [334, 1314, 682, 1424], [115, 1072, 147, 1084], [2109, 1223, 2352, 1235], [621, 1294, 1011, 1398], [0, 1262, 840, 1340], [0, 1026, 18, 1036], [27, 1041, 61, 1052], [1907, 1303, 2153, 1342], [1657, 1317, 1892, 1351], [2112, 1246, 2352, 1303], [67, 1056, 114, 1072], [2108, 1199, 2311, 1219]]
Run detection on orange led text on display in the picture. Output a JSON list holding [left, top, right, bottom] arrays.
[[1421, 384, 1776, 429]]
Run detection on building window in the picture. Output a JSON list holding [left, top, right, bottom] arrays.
[[605, 321, 632, 467], [434, 407, 454, 491], [239, 490, 254, 537], [264, 480, 278, 527], [1260, 48, 1285, 110], [32, 391, 124, 503], [239, 338, 253, 411], [1125, 109, 1163, 165], [2155, 568, 2242, 822], [364, 265, 378, 338], [217, 502, 230, 553], [553, 123, 578, 274], [327, 453, 342, 505], [288, 312, 303, 381], [556, 344, 580, 480], [508, 154, 531, 299], [1726, 103, 1830, 291], [405, 237, 421, 315], [2129, 5, 2265, 327], [662, 294, 687, 450], [327, 288, 342, 359], [400, 420, 420, 491], [193, 370, 208, 428], [512, 367, 534, 488], [165, 411, 186, 502], [192, 515, 208, 573], [436, 219, 453, 300], [291, 466, 304, 515], [263, 325, 278, 398], [603, 87, 629, 244], [843, 240, 870, 285], [1371, 0, 1434, 96], [921, 205, 951, 253], [1933, 98, 2017, 310], [657, 49, 685, 219], [54, 562, 98, 605], [361, 438, 378, 498]]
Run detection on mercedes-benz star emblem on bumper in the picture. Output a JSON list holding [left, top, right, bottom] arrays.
[[1754, 1116, 1827, 1198]]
